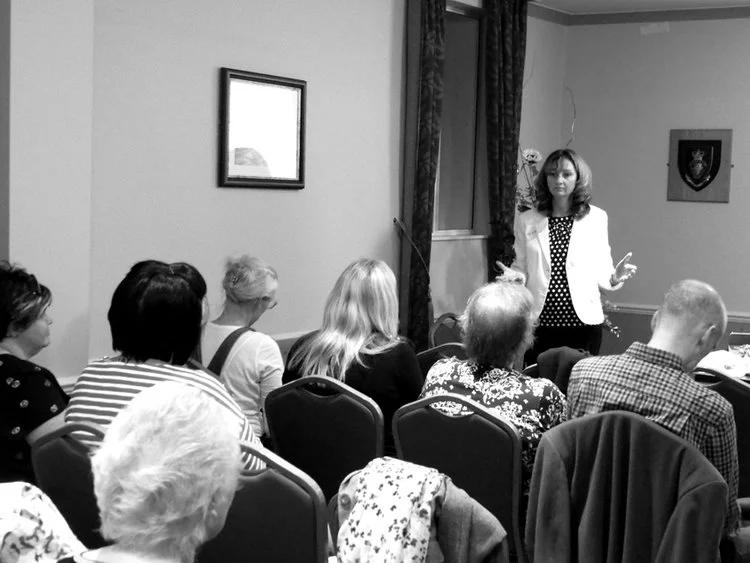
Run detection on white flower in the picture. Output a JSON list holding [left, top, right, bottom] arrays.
[[521, 149, 542, 164]]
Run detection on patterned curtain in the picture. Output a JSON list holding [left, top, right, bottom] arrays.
[[403, 0, 446, 351], [485, 0, 528, 279]]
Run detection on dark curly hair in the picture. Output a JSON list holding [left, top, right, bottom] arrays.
[[534, 148, 592, 220], [0, 261, 52, 341]]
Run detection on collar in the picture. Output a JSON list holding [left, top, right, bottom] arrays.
[[624, 342, 685, 373]]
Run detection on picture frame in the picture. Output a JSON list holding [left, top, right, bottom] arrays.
[[667, 129, 732, 203], [218, 68, 306, 189]]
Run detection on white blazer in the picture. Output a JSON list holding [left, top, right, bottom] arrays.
[[511, 205, 621, 325]]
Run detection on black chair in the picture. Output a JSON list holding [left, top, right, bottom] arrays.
[[521, 363, 538, 378], [31, 422, 107, 549], [429, 313, 462, 347], [265, 376, 384, 501], [416, 342, 466, 378], [392, 394, 526, 563], [199, 441, 327, 563]]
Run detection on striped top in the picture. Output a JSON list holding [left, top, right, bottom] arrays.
[[65, 358, 264, 471]]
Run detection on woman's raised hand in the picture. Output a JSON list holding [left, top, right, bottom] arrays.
[[612, 252, 637, 285], [495, 261, 526, 285]]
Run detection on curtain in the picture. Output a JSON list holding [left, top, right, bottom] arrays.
[[402, 0, 446, 351], [485, 0, 528, 280]]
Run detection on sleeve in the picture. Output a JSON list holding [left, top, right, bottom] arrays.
[[594, 210, 622, 292], [540, 380, 568, 429], [1, 365, 68, 441], [255, 336, 284, 411], [282, 336, 306, 384], [704, 408, 740, 534], [510, 211, 529, 279], [393, 342, 424, 403]]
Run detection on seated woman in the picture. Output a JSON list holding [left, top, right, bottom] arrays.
[[201, 256, 283, 439], [64, 259, 264, 471], [284, 259, 422, 455], [0, 261, 68, 484], [58, 382, 242, 563], [421, 281, 567, 491]]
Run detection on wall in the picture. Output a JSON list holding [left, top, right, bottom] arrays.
[[8, 1, 93, 383], [0, 2, 9, 261], [88, 0, 404, 361], [565, 17, 750, 315]]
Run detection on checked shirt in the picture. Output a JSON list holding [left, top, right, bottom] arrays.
[[568, 342, 739, 534]]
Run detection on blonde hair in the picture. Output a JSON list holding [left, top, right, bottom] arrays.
[[288, 259, 401, 379], [222, 255, 277, 304], [91, 383, 242, 563]]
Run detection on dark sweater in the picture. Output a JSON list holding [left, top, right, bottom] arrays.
[[283, 334, 423, 455]]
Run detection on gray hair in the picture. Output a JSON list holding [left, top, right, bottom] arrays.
[[222, 255, 277, 304], [461, 281, 536, 368], [656, 279, 728, 339], [91, 382, 242, 562]]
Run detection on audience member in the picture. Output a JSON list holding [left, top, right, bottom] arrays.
[[567, 279, 739, 534], [421, 281, 567, 491], [65, 260, 264, 470], [201, 255, 283, 439], [284, 258, 422, 455], [58, 382, 242, 563], [0, 261, 68, 484]]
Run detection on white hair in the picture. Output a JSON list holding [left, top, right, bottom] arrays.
[[91, 382, 242, 563], [222, 255, 277, 304]]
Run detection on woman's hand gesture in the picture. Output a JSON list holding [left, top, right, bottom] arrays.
[[612, 252, 637, 285], [495, 262, 526, 285]]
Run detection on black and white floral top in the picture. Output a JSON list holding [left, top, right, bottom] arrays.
[[420, 357, 567, 491], [0, 354, 68, 483]]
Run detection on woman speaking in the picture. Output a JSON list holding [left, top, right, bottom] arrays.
[[500, 148, 636, 364]]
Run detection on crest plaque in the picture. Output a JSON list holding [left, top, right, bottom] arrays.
[[668, 129, 731, 203]]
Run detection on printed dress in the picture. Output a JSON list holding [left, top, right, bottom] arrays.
[[421, 357, 567, 491]]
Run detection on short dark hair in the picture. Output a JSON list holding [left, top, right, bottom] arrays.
[[535, 148, 592, 220], [0, 261, 52, 341], [108, 260, 203, 365], [461, 282, 535, 369]]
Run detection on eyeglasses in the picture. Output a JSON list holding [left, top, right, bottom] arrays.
[[261, 296, 278, 310]]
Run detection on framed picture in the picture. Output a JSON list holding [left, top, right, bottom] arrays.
[[667, 129, 732, 203], [218, 68, 306, 189]]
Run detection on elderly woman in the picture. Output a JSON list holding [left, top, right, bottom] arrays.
[[65, 259, 264, 471], [284, 259, 423, 455], [201, 256, 283, 439], [57, 382, 242, 563], [420, 281, 566, 490], [0, 261, 68, 484]]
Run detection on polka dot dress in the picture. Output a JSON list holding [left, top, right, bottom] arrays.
[[538, 216, 584, 327]]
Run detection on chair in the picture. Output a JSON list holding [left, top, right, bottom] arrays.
[[392, 394, 526, 563], [265, 376, 384, 501], [327, 493, 340, 548], [31, 422, 107, 549], [521, 363, 538, 378], [199, 441, 327, 563], [525, 411, 727, 563], [429, 312, 462, 347], [416, 342, 466, 378]]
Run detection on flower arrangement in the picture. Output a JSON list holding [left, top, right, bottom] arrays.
[[516, 148, 542, 212]]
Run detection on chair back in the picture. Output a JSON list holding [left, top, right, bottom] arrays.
[[199, 441, 327, 563], [521, 363, 538, 378], [265, 376, 384, 501], [416, 342, 467, 378], [428, 313, 462, 347], [526, 411, 727, 563], [692, 367, 750, 497], [31, 422, 107, 549], [392, 394, 525, 562]]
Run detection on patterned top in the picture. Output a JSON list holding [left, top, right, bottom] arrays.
[[568, 342, 739, 534], [539, 216, 583, 327], [421, 358, 567, 490], [65, 358, 264, 471], [0, 354, 69, 483]]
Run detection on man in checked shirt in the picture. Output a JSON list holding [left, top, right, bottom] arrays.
[[567, 279, 740, 537]]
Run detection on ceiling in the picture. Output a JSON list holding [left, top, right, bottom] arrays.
[[534, 0, 750, 14]]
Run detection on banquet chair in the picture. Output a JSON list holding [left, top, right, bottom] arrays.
[[416, 342, 466, 378], [525, 411, 727, 563], [31, 422, 107, 549], [392, 394, 526, 563], [521, 363, 538, 378], [428, 313, 462, 347], [265, 376, 384, 501], [199, 441, 327, 563]]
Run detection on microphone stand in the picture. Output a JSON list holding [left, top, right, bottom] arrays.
[[393, 218, 434, 329]]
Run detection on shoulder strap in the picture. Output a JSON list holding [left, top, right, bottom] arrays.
[[207, 327, 254, 376]]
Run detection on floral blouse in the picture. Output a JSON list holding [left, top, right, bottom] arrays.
[[420, 357, 567, 491]]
